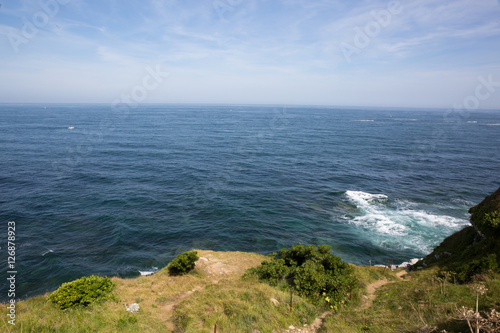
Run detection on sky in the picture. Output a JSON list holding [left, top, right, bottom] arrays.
[[1, 0, 500, 109]]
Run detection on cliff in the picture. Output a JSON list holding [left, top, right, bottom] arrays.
[[417, 186, 500, 283], [469, 186, 500, 237]]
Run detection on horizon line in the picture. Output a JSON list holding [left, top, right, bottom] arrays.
[[1, 102, 499, 112]]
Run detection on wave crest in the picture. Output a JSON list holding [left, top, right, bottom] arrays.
[[343, 190, 468, 253]]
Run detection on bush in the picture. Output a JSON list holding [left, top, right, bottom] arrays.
[[455, 254, 498, 283], [168, 250, 199, 276], [440, 254, 499, 284], [246, 244, 357, 308], [47, 275, 115, 309], [247, 258, 291, 286], [468, 187, 500, 236]]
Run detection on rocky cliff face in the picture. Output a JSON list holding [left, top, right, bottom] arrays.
[[469, 186, 500, 237], [415, 187, 500, 282]]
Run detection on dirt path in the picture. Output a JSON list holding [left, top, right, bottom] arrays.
[[283, 311, 332, 333], [150, 253, 409, 332], [361, 270, 407, 309], [285, 270, 409, 332], [361, 278, 391, 309]]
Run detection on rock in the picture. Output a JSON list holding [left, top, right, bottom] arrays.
[[126, 303, 140, 313], [289, 325, 295, 330], [409, 258, 420, 265], [396, 258, 422, 269]]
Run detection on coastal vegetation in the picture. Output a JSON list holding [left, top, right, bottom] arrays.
[[2, 187, 500, 332], [245, 244, 357, 308], [47, 275, 115, 310], [417, 187, 500, 285], [167, 250, 199, 276]]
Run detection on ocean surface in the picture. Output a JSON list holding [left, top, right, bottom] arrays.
[[0, 104, 499, 299]]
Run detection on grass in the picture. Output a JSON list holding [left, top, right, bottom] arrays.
[[0, 250, 320, 332], [173, 278, 318, 332], [320, 267, 500, 332], [3, 249, 499, 332]]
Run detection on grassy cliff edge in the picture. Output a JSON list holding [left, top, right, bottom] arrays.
[[3, 187, 500, 332]]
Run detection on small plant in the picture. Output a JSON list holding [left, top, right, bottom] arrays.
[[47, 275, 115, 309], [454, 284, 500, 333], [469, 195, 500, 235], [168, 250, 199, 276]]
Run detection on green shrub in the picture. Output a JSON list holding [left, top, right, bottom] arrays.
[[440, 254, 499, 284], [468, 187, 500, 236], [455, 254, 498, 283], [246, 244, 357, 308], [248, 258, 291, 286], [168, 250, 199, 276], [470, 207, 500, 236], [47, 275, 115, 309]]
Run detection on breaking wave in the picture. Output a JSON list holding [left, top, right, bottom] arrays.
[[343, 191, 469, 254]]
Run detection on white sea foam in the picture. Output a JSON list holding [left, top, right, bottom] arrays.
[[345, 190, 387, 203], [354, 119, 374, 122], [451, 198, 475, 207], [139, 266, 159, 276], [467, 121, 477, 124], [486, 123, 500, 126], [343, 191, 468, 253], [392, 118, 418, 121], [345, 191, 403, 236]]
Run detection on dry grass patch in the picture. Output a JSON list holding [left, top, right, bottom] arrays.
[[1, 250, 269, 332]]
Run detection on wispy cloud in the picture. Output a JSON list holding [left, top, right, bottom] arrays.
[[0, 0, 499, 108], [96, 46, 137, 65]]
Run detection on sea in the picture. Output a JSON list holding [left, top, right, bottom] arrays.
[[0, 104, 499, 300]]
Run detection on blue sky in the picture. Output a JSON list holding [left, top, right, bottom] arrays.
[[1, 0, 500, 108]]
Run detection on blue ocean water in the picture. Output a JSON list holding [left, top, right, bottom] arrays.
[[0, 104, 499, 299]]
